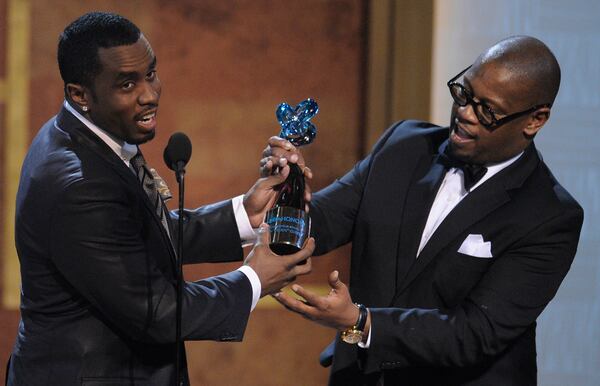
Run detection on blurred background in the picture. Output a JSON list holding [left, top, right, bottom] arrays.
[[0, 0, 598, 385]]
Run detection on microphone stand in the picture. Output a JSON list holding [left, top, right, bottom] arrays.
[[175, 162, 185, 386]]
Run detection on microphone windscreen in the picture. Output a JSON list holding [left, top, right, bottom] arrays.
[[163, 132, 192, 171]]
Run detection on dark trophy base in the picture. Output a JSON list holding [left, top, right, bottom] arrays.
[[265, 206, 310, 256]]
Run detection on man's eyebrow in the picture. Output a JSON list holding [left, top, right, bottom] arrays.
[[114, 57, 157, 83], [115, 71, 139, 82]]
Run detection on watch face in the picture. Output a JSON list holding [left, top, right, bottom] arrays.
[[342, 331, 363, 344]]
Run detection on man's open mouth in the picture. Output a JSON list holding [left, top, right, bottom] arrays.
[[453, 122, 475, 140]]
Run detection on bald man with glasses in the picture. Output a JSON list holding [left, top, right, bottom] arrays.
[[267, 35, 583, 385]]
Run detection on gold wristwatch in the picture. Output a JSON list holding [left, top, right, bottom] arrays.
[[340, 303, 368, 344]]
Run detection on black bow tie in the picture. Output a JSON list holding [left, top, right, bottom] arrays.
[[438, 148, 487, 191]]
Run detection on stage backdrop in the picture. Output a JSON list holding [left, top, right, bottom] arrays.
[[12, 1, 597, 385]]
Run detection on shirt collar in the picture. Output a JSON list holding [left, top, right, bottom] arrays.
[[64, 100, 138, 165], [454, 150, 524, 192]]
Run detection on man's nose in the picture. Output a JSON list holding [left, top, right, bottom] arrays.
[[456, 102, 479, 125], [138, 80, 160, 105]]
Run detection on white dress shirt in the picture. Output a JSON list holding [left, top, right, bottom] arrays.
[[417, 152, 522, 257], [64, 100, 261, 311]]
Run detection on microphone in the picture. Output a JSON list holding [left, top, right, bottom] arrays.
[[163, 132, 192, 182], [163, 132, 191, 386]]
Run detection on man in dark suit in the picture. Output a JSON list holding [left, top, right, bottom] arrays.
[[7, 12, 314, 386], [271, 36, 583, 385]]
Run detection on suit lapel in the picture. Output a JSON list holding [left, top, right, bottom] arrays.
[[56, 107, 177, 261], [397, 182, 509, 294], [56, 107, 138, 183], [393, 153, 446, 294], [394, 142, 540, 297]]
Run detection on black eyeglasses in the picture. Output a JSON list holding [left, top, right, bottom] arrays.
[[447, 65, 551, 129]]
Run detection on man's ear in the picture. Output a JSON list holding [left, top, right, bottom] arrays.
[[65, 83, 90, 111], [523, 107, 551, 137]]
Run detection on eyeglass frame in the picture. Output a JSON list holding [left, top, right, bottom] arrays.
[[447, 65, 552, 130]]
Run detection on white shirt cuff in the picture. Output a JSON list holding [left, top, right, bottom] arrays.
[[358, 314, 372, 349], [237, 265, 261, 312], [232, 195, 259, 246]]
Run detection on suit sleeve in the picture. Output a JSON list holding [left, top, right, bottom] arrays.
[[49, 177, 252, 344], [365, 203, 583, 370], [170, 200, 245, 264], [310, 123, 400, 255]]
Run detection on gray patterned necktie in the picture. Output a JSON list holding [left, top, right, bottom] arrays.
[[130, 151, 171, 237]]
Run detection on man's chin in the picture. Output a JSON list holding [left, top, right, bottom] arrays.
[[448, 141, 472, 163], [129, 130, 156, 145]]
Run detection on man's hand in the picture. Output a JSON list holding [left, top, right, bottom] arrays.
[[243, 137, 313, 228], [273, 270, 367, 333], [260, 135, 313, 177], [244, 224, 314, 297], [243, 157, 290, 228]]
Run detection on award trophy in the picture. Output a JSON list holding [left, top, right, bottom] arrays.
[[265, 98, 318, 255]]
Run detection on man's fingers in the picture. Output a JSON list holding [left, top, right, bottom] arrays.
[[272, 291, 313, 315], [263, 138, 304, 168], [328, 270, 345, 291], [263, 137, 295, 158], [259, 156, 289, 177], [268, 136, 295, 150], [284, 237, 315, 266], [255, 223, 271, 247], [257, 164, 290, 188], [262, 146, 271, 158], [304, 182, 312, 212], [291, 257, 312, 277], [259, 157, 273, 177], [272, 295, 300, 314], [263, 147, 287, 160], [291, 283, 324, 309], [260, 156, 287, 169], [304, 183, 312, 202], [303, 166, 313, 180]]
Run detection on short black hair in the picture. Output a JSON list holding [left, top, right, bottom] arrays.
[[58, 12, 141, 89]]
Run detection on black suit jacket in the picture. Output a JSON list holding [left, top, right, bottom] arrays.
[[311, 120, 583, 385], [7, 107, 252, 386]]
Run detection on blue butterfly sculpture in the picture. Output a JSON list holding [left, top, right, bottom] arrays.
[[276, 98, 318, 146]]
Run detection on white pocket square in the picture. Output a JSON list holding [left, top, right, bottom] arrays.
[[458, 234, 493, 258]]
